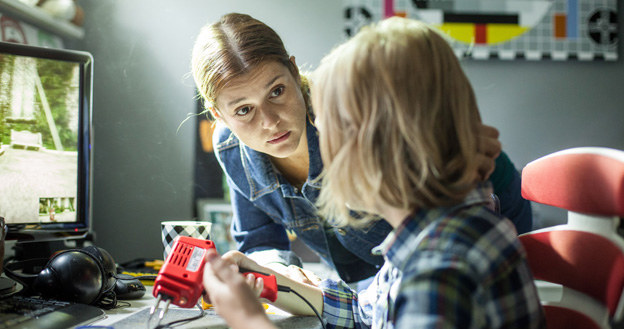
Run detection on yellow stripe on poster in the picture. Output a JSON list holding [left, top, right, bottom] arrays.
[[437, 23, 475, 44], [488, 24, 530, 44], [437, 23, 530, 45]]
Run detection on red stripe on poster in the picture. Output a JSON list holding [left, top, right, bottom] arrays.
[[475, 24, 487, 44]]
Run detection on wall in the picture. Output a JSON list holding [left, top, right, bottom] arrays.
[[464, 58, 624, 227], [73, 0, 623, 262]]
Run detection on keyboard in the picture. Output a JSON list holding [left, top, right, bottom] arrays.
[[0, 295, 105, 329]]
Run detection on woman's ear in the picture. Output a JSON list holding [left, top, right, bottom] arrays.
[[209, 106, 220, 119], [289, 56, 301, 84]]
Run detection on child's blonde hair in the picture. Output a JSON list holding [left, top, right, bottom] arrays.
[[312, 17, 482, 227]]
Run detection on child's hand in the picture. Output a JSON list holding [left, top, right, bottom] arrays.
[[202, 249, 275, 329], [264, 263, 323, 287], [476, 123, 501, 181], [220, 250, 264, 273]]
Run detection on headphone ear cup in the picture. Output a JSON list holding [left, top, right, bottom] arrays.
[[82, 246, 117, 291], [32, 250, 105, 304]]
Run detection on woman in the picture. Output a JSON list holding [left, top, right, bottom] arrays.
[[191, 13, 532, 283], [202, 16, 544, 329]]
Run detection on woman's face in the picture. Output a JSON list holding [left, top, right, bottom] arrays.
[[214, 59, 308, 159]]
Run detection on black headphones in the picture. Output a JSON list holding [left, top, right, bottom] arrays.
[[4, 246, 118, 308]]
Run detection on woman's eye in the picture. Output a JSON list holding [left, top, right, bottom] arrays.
[[270, 86, 284, 98], [235, 106, 251, 116]]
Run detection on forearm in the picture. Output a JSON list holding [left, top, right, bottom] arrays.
[[220, 250, 324, 316], [262, 265, 324, 316], [246, 249, 303, 268]]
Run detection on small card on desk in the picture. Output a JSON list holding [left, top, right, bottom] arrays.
[[110, 307, 225, 329]]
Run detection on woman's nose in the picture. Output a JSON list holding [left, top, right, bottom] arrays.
[[260, 105, 280, 129]]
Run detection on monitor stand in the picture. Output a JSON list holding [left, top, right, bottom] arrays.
[[13, 240, 67, 274], [14, 240, 66, 259]]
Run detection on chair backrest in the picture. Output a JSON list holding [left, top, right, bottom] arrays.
[[521, 147, 624, 217], [520, 147, 624, 327], [520, 230, 624, 316]]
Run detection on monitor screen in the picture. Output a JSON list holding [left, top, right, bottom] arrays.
[[0, 42, 92, 242]]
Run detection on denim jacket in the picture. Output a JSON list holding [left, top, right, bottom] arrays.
[[212, 119, 532, 282]]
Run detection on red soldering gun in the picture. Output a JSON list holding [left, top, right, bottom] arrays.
[[152, 236, 278, 309], [150, 236, 325, 329]]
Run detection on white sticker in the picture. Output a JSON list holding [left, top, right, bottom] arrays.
[[186, 246, 206, 272]]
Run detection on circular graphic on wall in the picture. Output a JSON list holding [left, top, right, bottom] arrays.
[[588, 9, 618, 45], [344, 6, 373, 36]]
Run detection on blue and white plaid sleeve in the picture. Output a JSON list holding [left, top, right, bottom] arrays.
[[319, 278, 376, 329]]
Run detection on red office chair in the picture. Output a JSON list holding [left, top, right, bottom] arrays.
[[520, 147, 624, 329]]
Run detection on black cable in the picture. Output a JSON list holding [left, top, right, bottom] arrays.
[[3, 257, 46, 296], [149, 277, 325, 329], [96, 288, 118, 310], [115, 300, 132, 308], [277, 285, 326, 329], [239, 266, 325, 328], [154, 302, 205, 329], [119, 258, 155, 268]]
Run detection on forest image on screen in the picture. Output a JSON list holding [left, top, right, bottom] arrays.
[[0, 53, 80, 224]]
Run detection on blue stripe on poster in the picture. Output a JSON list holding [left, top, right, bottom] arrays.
[[567, 0, 578, 38]]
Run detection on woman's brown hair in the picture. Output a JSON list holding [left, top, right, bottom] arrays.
[[192, 13, 309, 120]]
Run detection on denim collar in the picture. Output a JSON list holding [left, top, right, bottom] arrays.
[[305, 118, 323, 186], [240, 118, 322, 199]]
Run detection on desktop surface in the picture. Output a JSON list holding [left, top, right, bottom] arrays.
[[93, 285, 322, 329], [0, 279, 320, 329]]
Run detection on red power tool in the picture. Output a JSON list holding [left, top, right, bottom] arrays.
[[149, 236, 278, 326]]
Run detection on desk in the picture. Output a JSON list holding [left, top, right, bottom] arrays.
[[89, 286, 322, 329]]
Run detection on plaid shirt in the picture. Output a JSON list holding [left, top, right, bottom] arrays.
[[320, 184, 545, 329]]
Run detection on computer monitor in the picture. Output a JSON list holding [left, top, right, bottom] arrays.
[[0, 41, 93, 256]]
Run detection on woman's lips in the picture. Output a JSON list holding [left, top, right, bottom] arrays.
[[268, 131, 290, 144]]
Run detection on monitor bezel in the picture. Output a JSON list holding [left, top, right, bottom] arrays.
[[0, 41, 93, 243]]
